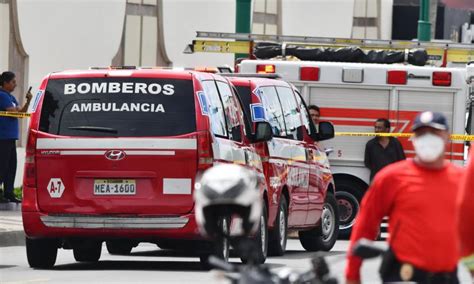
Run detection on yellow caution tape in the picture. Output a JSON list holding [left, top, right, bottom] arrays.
[[335, 132, 474, 142], [0, 111, 31, 118]]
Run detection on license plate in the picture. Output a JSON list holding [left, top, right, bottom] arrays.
[[94, 179, 136, 195]]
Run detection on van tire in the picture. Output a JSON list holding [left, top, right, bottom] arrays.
[[106, 240, 134, 255], [73, 241, 102, 262], [299, 192, 339, 251], [334, 178, 365, 239], [26, 237, 58, 269], [268, 196, 288, 256], [241, 202, 268, 264]]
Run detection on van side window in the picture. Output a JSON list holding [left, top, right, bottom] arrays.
[[259, 86, 287, 137], [201, 80, 228, 138], [275, 86, 304, 140], [216, 81, 243, 142], [294, 90, 313, 135]]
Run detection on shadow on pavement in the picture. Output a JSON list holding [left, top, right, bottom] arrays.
[[0, 265, 17, 269], [271, 250, 346, 261], [53, 260, 208, 272]]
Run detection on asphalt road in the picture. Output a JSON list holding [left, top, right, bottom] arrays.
[[0, 240, 472, 283]]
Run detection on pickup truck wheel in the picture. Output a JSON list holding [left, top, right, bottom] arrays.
[[268, 196, 288, 256], [241, 202, 268, 264], [299, 192, 339, 251], [106, 240, 134, 255], [26, 237, 58, 269], [73, 241, 102, 262]]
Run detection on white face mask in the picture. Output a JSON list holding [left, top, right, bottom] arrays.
[[412, 133, 445, 162]]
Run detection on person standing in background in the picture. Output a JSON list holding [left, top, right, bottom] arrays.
[[364, 118, 405, 181], [0, 71, 32, 203]]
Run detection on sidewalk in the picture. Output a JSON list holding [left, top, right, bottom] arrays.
[[0, 209, 25, 247]]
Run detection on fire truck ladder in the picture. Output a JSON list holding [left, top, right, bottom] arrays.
[[184, 31, 474, 66]]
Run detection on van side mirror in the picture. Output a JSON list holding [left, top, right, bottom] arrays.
[[252, 122, 273, 143], [317, 121, 335, 141]]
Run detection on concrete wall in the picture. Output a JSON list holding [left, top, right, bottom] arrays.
[[0, 3, 9, 71], [282, 0, 393, 39], [162, 0, 236, 68], [17, 0, 126, 94]]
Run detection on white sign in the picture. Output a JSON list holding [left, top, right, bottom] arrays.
[[47, 178, 65, 198], [70, 102, 165, 113], [64, 82, 175, 96]]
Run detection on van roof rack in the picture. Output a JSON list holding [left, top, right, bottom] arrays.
[[89, 66, 137, 70], [185, 31, 474, 66], [219, 73, 281, 79]]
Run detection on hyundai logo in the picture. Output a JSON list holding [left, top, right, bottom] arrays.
[[105, 150, 126, 161]]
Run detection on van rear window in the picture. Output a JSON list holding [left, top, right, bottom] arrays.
[[39, 78, 196, 137]]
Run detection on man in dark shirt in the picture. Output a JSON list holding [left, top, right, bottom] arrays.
[[364, 118, 405, 181]]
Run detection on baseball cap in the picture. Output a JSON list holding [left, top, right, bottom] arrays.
[[412, 111, 449, 131]]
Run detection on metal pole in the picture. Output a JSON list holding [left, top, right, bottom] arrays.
[[417, 0, 431, 41], [235, 0, 252, 60]]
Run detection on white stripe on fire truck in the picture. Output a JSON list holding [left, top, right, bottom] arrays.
[[37, 138, 197, 150]]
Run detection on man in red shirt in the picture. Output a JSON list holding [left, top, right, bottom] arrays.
[[346, 111, 464, 284], [458, 149, 474, 277]]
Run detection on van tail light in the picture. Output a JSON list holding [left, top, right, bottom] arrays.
[[197, 131, 214, 170], [387, 70, 407, 85], [23, 130, 37, 188], [432, 71, 451, 86], [256, 64, 275, 74], [300, 67, 320, 81]]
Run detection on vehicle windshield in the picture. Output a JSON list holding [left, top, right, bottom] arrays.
[[39, 78, 196, 137]]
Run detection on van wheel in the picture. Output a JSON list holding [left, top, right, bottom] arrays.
[[268, 196, 288, 256], [73, 241, 102, 262], [106, 240, 134, 255], [299, 192, 339, 251], [335, 178, 365, 239], [200, 216, 230, 269], [26, 237, 58, 269], [241, 202, 268, 264]]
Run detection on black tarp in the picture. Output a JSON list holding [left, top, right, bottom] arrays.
[[253, 42, 429, 66]]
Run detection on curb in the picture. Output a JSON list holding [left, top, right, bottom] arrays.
[[0, 230, 25, 247], [0, 202, 21, 211]]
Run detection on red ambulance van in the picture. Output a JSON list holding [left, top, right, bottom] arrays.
[[228, 76, 339, 256], [22, 68, 272, 268]]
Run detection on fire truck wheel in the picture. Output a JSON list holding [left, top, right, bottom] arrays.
[[298, 192, 339, 251], [334, 178, 365, 239], [73, 241, 102, 262], [26, 237, 58, 269], [268, 196, 288, 256], [106, 240, 134, 255], [241, 202, 268, 264]]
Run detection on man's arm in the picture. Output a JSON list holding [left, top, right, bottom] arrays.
[[364, 142, 372, 168], [4, 90, 32, 113], [395, 139, 406, 160], [345, 172, 396, 282]]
